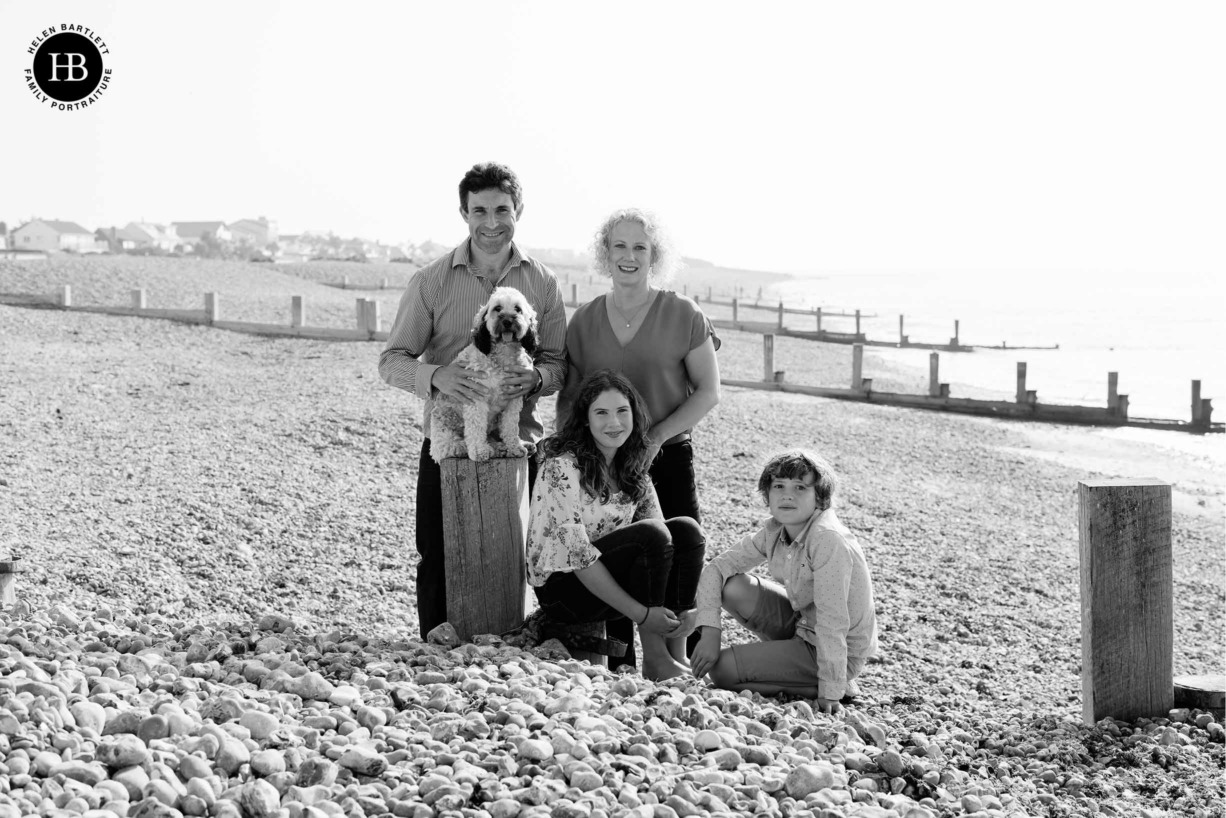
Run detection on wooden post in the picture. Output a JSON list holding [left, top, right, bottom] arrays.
[[1118, 394, 1129, 421], [571, 283, 578, 305], [861, 377, 872, 393], [851, 344, 864, 390], [1200, 398, 1212, 428], [1108, 372, 1119, 413], [131, 289, 146, 310], [777, 302, 784, 330], [929, 353, 940, 397], [365, 299, 381, 335], [292, 296, 305, 328], [732, 298, 739, 324], [1016, 362, 1027, 403], [816, 307, 823, 334], [854, 309, 861, 337], [707, 286, 712, 300], [1191, 381, 1202, 425], [440, 458, 528, 640], [1078, 479, 1173, 723], [773, 370, 787, 384], [939, 384, 951, 398], [952, 320, 960, 347], [60, 285, 72, 307], [204, 293, 218, 324], [763, 335, 775, 382], [1026, 389, 1038, 405], [899, 315, 905, 345], [355, 298, 366, 329]]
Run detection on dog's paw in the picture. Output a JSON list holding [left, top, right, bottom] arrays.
[[504, 442, 528, 458]]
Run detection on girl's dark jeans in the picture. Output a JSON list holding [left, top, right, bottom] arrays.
[[534, 516, 706, 625]]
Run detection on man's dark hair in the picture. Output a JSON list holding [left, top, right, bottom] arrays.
[[458, 162, 523, 213]]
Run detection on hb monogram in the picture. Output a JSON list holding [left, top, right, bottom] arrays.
[[48, 53, 90, 82]]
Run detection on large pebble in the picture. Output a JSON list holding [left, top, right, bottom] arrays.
[[784, 762, 838, 798], [239, 779, 281, 818], [339, 745, 388, 776], [98, 734, 150, 769], [240, 710, 280, 741]]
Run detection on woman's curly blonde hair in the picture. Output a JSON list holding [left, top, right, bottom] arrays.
[[591, 208, 680, 284]]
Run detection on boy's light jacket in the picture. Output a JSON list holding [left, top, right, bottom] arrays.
[[694, 508, 879, 700]]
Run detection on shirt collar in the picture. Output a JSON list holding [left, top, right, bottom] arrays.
[[452, 239, 526, 280], [766, 508, 827, 546]]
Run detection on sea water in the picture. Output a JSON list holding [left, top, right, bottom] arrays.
[[762, 269, 1223, 425]]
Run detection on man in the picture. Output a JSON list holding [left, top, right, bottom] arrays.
[[379, 162, 566, 639]]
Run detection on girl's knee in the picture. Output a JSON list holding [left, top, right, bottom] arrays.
[[635, 518, 671, 546], [665, 515, 703, 545]]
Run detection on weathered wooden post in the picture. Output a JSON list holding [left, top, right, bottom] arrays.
[[131, 289, 146, 310], [1200, 399, 1213, 428], [854, 309, 861, 337], [816, 307, 823, 334], [1108, 372, 1119, 414], [292, 296, 306, 328], [763, 335, 775, 382], [852, 344, 864, 390], [571, 283, 578, 305], [1078, 479, 1173, 722], [1191, 381, 1202, 425], [355, 298, 366, 329], [365, 299, 381, 336], [777, 302, 785, 330], [899, 315, 907, 345], [731, 298, 739, 324], [1117, 394, 1130, 421], [440, 457, 529, 640], [1016, 362, 1027, 403], [60, 285, 72, 307], [952, 320, 961, 347], [929, 353, 940, 397], [204, 293, 219, 324]]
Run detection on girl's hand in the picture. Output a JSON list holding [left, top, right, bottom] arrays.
[[638, 606, 679, 634], [663, 608, 697, 639], [689, 630, 722, 679], [816, 696, 842, 715]]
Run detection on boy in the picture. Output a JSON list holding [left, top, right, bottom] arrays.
[[690, 449, 878, 713]]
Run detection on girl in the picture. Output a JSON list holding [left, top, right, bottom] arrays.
[[526, 369, 705, 680], [689, 449, 878, 713]]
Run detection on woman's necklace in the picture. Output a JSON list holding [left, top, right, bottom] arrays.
[[609, 291, 654, 328]]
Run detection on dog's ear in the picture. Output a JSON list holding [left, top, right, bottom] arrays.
[[474, 320, 493, 355], [520, 324, 539, 355]]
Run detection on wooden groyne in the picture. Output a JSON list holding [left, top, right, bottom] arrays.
[[732, 335, 1221, 434]]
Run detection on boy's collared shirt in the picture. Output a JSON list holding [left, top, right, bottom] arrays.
[[695, 508, 878, 700]]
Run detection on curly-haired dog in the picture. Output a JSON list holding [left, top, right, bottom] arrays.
[[430, 286, 539, 463]]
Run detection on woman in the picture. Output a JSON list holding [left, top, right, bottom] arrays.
[[527, 370, 705, 680], [558, 208, 721, 667]]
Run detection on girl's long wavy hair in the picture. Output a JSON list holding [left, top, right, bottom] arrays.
[[544, 370, 654, 503]]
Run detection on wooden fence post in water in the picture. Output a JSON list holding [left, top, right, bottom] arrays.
[[1016, 362, 1027, 403], [1108, 372, 1119, 414], [131, 289, 146, 310], [929, 353, 940, 397], [292, 296, 305, 328], [204, 293, 218, 324], [852, 344, 864, 391], [1191, 381, 1202, 425], [440, 457, 529, 640], [1078, 479, 1173, 723], [763, 335, 775, 382], [60, 285, 72, 308]]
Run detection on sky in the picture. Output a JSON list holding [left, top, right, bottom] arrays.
[[3, 0, 1223, 275]]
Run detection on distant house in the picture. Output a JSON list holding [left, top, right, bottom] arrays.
[[171, 221, 231, 251], [125, 222, 179, 252], [10, 219, 103, 253], [228, 216, 278, 249]]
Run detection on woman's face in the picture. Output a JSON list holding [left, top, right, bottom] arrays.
[[607, 220, 653, 286], [587, 388, 634, 460]]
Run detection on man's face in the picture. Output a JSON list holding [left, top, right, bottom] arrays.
[[462, 188, 522, 257]]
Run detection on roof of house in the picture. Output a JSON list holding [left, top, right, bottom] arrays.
[[171, 221, 227, 239], [16, 219, 93, 235]]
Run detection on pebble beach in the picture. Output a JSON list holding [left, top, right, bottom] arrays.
[[1, 256, 1223, 818]]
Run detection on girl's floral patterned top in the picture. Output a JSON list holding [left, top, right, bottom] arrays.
[[526, 453, 663, 586]]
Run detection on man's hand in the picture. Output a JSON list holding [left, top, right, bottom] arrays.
[[501, 366, 539, 400], [816, 697, 842, 715], [432, 364, 489, 403], [689, 628, 722, 680]]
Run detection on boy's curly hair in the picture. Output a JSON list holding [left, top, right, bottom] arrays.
[[757, 449, 839, 510]]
